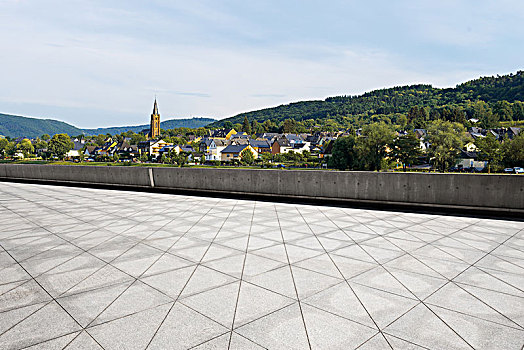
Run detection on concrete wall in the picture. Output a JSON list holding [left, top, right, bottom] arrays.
[[1, 164, 523, 211]]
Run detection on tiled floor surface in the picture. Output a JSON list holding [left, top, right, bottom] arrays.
[[0, 182, 523, 349]]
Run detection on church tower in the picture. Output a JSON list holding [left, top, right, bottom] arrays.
[[150, 98, 161, 139]]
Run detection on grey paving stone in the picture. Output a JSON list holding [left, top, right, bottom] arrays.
[[384, 303, 473, 350], [24, 331, 80, 350], [425, 282, 520, 328], [242, 253, 286, 278], [457, 283, 524, 327], [58, 281, 132, 327], [139, 265, 195, 298], [142, 252, 195, 277], [291, 265, 342, 299], [428, 303, 524, 350], [0, 279, 52, 312], [147, 302, 228, 350], [181, 281, 240, 328], [64, 331, 103, 349], [0, 301, 44, 335], [233, 281, 295, 327], [350, 283, 419, 329], [91, 280, 172, 326], [180, 265, 237, 298], [235, 303, 310, 350], [88, 303, 172, 350], [0, 301, 81, 349], [1, 182, 523, 349], [302, 282, 376, 328], [383, 334, 427, 349], [302, 303, 377, 349], [245, 265, 297, 299], [63, 264, 134, 296]]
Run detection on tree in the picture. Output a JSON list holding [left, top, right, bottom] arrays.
[[95, 134, 107, 146], [242, 116, 251, 134], [139, 153, 148, 163], [475, 133, 502, 170], [0, 138, 9, 157], [17, 139, 34, 157], [502, 133, 524, 168], [397, 114, 408, 129], [48, 134, 74, 160], [426, 120, 465, 171], [493, 101, 513, 121], [281, 119, 297, 133], [512, 101, 524, 121], [328, 136, 357, 170], [251, 120, 263, 134], [34, 139, 48, 151], [240, 148, 255, 165], [130, 132, 146, 145], [473, 101, 498, 129], [408, 106, 428, 128], [113, 153, 120, 162], [391, 132, 422, 171], [41, 134, 51, 141], [355, 122, 395, 171]]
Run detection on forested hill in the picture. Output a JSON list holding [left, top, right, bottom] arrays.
[[0, 114, 83, 138], [211, 71, 524, 127], [0, 114, 216, 138]]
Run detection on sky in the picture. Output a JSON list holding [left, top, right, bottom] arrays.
[[0, 0, 523, 128]]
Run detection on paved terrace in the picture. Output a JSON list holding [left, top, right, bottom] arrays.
[[0, 182, 523, 350]]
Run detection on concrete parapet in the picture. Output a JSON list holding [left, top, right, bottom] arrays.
[[0, 164, 522, 213]]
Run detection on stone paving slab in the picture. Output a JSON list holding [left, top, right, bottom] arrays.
[[0, 181, 523, 349]]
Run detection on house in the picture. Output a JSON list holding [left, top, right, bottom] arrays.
[[200, 138, 230, 161], [115, 142, 138, 159], [221, 144, 258, 162], [456, 150, 487, 171], [230, 132, 249, 140], [209, 128, 237, 140], [414, 129, 430, 150], [291, 142, 311, 154], [84, 146, 97, 158], [463, 133, 477, 152], [137, 139, 172, 157], [160, 145, 194, 155], [285, 134, 305, 145], [271, 138, 293, 155], [256, 133, 280, 144], [248, 139, 271, 154], [319, 140, 334, 159]]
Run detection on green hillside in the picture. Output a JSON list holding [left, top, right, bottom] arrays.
[[210, 71, 524, 127], [0, 114, 83, 138], [0, 114, 216, 138]]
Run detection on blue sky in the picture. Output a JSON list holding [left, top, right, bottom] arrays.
[[0, 0, 522, 128]]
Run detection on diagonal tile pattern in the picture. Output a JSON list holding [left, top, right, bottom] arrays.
[[0, 181, 523, 349]]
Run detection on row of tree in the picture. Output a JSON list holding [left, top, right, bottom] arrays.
[[0, 134, 73, 159], [328, 120, 524, 172]]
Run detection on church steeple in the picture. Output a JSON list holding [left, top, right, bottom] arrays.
[[150, 98, 161, 139], [152, 98, 159, 116]]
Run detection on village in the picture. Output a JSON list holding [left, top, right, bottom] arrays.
[[1, 100, 523, 172]]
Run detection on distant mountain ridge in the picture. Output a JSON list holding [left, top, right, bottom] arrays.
[[0, 114, 216, 138]]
